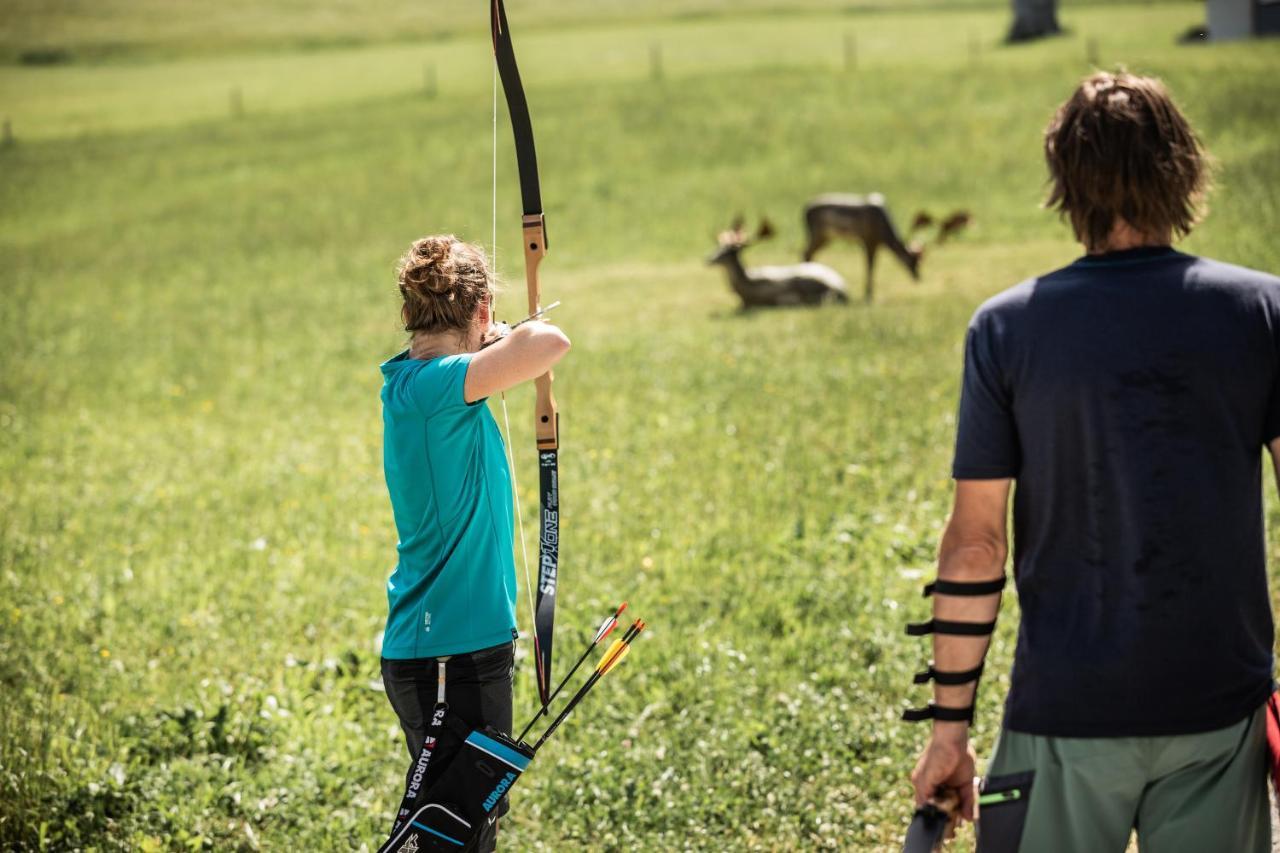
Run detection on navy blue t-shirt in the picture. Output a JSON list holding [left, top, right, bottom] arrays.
[[954, 246, 1280, 737]]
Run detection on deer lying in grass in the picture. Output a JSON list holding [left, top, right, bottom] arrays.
[[802, 193, 925, 303], [708, 218, 849, 309]]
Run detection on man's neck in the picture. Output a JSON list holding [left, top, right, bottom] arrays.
[[1087, 221, 1172, 255]]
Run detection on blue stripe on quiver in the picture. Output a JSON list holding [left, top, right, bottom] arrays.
[[411, 821, 464, 847], [465, 732, 532, 771]]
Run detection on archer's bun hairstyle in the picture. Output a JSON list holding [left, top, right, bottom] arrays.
[[397, 235, 494, 334], [1044, 71, 1209, 251]]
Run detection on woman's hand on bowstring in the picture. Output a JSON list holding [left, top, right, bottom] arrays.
[[481, 322, 512, 350], [465, 319, 571, 403]]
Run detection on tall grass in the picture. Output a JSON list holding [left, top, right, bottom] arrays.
[[1, 2, 1277, 848]]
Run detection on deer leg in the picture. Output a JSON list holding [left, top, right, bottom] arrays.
[[802, 231, 828, 262], [864, 244, 878, 304]]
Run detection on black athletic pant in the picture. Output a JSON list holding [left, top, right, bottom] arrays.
[[381, 641, 515, 852]]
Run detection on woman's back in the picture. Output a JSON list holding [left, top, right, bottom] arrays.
[[380, 351, 516, 659]]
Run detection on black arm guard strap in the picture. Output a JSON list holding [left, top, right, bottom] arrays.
[[905, 618, 997, 637], [901, 702, 975, 723], [922, 575, 1007, 597], [912, 662, 984, 686]]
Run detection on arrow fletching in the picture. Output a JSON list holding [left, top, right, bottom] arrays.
[[528, 618, 647, 753], [591, 602, 627, 644], [596, 638, 626, 673], [600, 644, 631, 675], [598, 619, 644, 675]]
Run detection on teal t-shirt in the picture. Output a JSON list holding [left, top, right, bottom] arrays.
[[379, 350, 517, 659]]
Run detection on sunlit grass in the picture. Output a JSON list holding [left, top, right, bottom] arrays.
[[1, 1, 1278, 848]]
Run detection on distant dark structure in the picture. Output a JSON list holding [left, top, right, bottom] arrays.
[[1007, 0, 1061, 43], [1205, 0, 1280, 39]]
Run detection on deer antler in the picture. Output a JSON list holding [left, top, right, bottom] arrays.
[[937, 210, 972, 244], [909, 211, 934, 234]]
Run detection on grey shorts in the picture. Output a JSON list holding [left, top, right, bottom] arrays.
[[977, 705, 1270, 853]]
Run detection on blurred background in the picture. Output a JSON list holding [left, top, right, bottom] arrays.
[[1, 0, 1277, 849]]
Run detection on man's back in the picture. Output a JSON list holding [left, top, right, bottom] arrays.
[[909, 72, 1275, 852], [955, 246, 1280, 736]]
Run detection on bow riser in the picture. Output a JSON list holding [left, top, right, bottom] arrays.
[[522, 214, 558, 451]]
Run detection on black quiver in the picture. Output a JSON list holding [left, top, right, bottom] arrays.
[[378, 724, 534, 853]]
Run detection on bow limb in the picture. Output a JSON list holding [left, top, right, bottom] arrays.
[[493, 0, 560, 709]]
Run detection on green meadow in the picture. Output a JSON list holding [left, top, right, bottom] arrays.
[[2, 0, 1278, 848]]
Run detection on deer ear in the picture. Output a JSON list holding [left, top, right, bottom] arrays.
[[757, 218, 775, 240], [730, 214, 745, 233]]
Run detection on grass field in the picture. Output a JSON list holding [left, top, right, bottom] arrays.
[[2, 0, 1279, 849]]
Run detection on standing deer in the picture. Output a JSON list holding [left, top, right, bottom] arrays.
[[708, 218, 849, 309], [802, 193, 925, 303]]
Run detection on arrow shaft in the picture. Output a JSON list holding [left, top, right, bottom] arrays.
[[516, 605, 626, 742], [517, 638, 596, 742], [530, 621, 644, 753]]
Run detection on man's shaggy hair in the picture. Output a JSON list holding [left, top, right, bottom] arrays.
[[1045, 71, 1210, 251]]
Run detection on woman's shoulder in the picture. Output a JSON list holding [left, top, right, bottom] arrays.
[[383, 353, 475, 418]]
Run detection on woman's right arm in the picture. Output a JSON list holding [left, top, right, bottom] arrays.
[[463, 321, 571, 403]]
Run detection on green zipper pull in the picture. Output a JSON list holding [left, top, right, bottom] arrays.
[[978, 788, 1022, 807]]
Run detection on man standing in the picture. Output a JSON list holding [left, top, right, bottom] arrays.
[[906, 71, 1280, 852]]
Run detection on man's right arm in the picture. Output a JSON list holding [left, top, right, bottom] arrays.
[[909, 478, 1011, 821]]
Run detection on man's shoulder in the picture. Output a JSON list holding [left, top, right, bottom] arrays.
[[1185, 255, 1280, 293], [972, 254, 1280, 330], [969, 276, 1041, 332]]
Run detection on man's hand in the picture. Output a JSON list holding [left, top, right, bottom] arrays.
[[910, 729, 977, 822]]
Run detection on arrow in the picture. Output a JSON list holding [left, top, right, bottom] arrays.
[[530, 619, 645, 753], [517, 602, 627, 743], [510, 300, 561, 330]]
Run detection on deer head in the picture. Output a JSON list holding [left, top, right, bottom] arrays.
[[905, 241, 925, 280], [707, 217, 773, 265]]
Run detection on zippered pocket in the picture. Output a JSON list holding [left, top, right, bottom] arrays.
[[976, 770, 1034, 853]]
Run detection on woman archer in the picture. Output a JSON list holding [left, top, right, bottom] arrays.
[[378, 234, 570, 850]]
